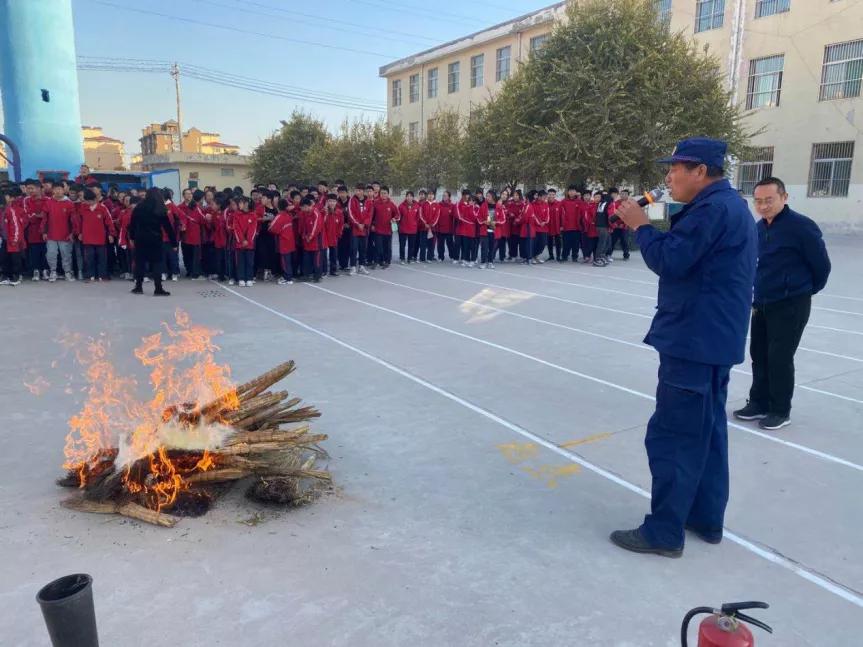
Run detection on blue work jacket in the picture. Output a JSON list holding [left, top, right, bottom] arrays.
[[636, 179, 758, 367]]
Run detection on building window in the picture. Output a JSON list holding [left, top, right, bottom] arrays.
[[530, 34, 549, 53], [695, 0, 725, 33], [448, 61, 460, 93], [820, 39, 863, 101], [408, 122, 419, 144], [427, 68, 438, 98], [746, 55, 784, 109], [220, 167, 235, 177], [496, 46, 511, 82], [808, 142, 854, 197], [392, 79, 402, 107], [755, 0, 790, 18], [738, 147, 774, 195], [655, 0, 671, 26], [470, 54, 484, 88], [427, 118, 435, 135], [409, 74, 420, 103]]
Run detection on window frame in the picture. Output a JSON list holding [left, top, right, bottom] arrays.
[[737, 147, 774, 195], [409, 73, 420, 103], [427, 67, 438, 98], [448, 61, 460, 94], [694, 0, 725, 33], [754, 0, 790, 19], [745, 54, 784, 109], [495, 46, 511, 82], [470, 54, 485, 88], [808, 141, 855, 198], [529, 34, 549, 54], [391, 79, 402, 107], [408, 121, 419, 144], [819, 39, 863, 101]]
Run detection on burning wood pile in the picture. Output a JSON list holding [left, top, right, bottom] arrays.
[[57, 310, 329, 527]]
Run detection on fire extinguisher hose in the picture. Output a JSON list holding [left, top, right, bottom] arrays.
[[680, 606, 714, 647]]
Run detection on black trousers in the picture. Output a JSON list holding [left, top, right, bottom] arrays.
[[748, 294, 811, 417], [609, 228, 630, 259], [436, 233, 452, 260], [2, 248, 22, 281], [133, 243, 166, 292], [328, 246, 338, 274], [546, 234, 562, 260], [561, 230, 581, 261], [375, 233, 392, 266], [508, 235, 520, 259], [418, 231, 434, 261], [338, 228, 353, 270]]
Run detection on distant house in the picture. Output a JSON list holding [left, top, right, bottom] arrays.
[[82, 125, 126, 170]]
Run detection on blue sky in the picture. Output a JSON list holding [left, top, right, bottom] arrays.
[[5, 0, 548, 158]]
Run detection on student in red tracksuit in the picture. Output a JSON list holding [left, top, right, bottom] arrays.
[[608, 188, 630, 260], [455, 190, 476, 267], [580, 192, 600, 263], [42, 183, 78, 281], [76, 188, 116, 282], [232, 197, 258, 286], [397, 191, 420, 264], [222, 197, 238, 284], [336, 186, 353, 272], [23, 181, 48, 280], [494, 188, 510, 263], [363, 185, 378, 268], [520, 190, 549, 264], [507, 190, 525, 261], [417, 190, 436, 263], [162, 190, 182, 281], [477, 190, 502, 269], [178, 191, 205, 279], [2, 187, 27, 285], [210, 199, 228, 282], [347, 184, 370, 274], [268, 199, 296, 285], [371, 186, 398, 268], [117, 197, 136, 280], [435, 191, 456, 262], [560, 185, 583, 262], [299, 197, 325, 282], [546, 188, 563, 262], [322, 193, 343, 276]]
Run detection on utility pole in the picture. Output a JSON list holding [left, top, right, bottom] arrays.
[[170, 62, 184, 152]]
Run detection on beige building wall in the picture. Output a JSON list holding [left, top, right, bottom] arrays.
[[381, 0, 863, 229], [81, 126, 126, 171], [138, 152, 252, 193]]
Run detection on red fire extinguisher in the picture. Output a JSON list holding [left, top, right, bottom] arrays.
[[681, 601, 772, 646]]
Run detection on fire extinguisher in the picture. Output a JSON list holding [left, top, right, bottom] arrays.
[[681, 601, 772, 646]]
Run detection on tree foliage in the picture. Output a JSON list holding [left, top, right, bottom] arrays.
[[469, 0, 752, 189], [249, 112, 330, 186]]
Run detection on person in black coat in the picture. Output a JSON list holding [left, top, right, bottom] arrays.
[[733, 176, 831, 430], [128, 187, 178, 296]]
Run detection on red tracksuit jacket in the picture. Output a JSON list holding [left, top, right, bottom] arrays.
[[77, 203, 116, 245], [3, 202, 27, 252], [581, 202, 598, 238], [507, 200, 525, 236], [610, 199, 626, 230], [455, 200, 476, 238], [179, 203, 205, 245], [435, 201, 454, 234], [347, 195, 370, 236], [163, 201, 181, 243], [397, 201, 420, 235], [371, 198, 399, 235], [43, 198, 77, 241], [269, 210, 297, 254], [323, 206, 343, 248], [560, 198, 582, 232], [232, 210, 258, 250], [300, 208, 325, 251], [419, 200, 438, 234], [211, 209, 229, 249], [547, 200, 562, 236], [23, 196, 46, 244]]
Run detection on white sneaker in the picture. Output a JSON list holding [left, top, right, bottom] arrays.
[[349, 267, 357, 276], [161, 273, 167, 281], [479, 263, 486, 269], [488, 263, 495, 269], [468, 262, 475, 268], [77, 273, 84, 281], [399, 260, 406, 265], [33, 271, 40, 281], [248, 279, 256, 286], [49, 272, 57, 283], [171, 276, 178, 281], [606, 257, 614, 263], [66, 275, 76, 282], [0, 279, 10, 286], [10, 279, 20, 286], [42, 270, 51, 280], [228, 279, 235, 286], [277, 277, 288, 285], [358, 266, 369, 275], [238, 280, 246, 287], [452, 260, 459, 265]]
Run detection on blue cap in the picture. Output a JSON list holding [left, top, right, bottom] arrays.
[[657, 137, 727, 169]]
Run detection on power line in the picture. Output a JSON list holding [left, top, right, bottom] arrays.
[[76, 59, 387, 112], [89, 0, 399, 59], [77, 56, 386, 107], [348, 0, 486, 23]]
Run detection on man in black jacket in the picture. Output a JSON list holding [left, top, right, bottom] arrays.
[[128, 187, 178, 296], [734, 177, 831, 430]]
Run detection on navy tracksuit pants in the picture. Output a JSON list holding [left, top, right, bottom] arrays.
[[640, 354, 731, 549]]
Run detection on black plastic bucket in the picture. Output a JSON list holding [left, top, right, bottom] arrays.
[[36, 573, 99, 647]]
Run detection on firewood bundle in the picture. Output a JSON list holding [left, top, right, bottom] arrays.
[[58, 361, 330, 527]]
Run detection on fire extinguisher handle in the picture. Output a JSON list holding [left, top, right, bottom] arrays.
[[734, 611, 773, 635], [720, 600, 769, 614]]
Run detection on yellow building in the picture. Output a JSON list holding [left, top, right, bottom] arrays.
[[139, 121, 240, 156], [81, 125, 125, 171], [136, 151, 252, 193], [381, 0, 863, 229]]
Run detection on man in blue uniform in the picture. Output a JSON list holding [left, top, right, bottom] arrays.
[[612, 137, 758, 557]]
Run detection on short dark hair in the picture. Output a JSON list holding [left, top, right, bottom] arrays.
[[278, 198, 289, 210], [681, 161, 725, 178], [405, 190, 414, 197], [300, 196, 314, 206], [380, 185, 390, 192], [754, 176, 787, 194], [83, 188, 97, 201]]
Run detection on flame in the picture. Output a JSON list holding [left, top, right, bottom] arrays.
[[62, 309, 240, 510]]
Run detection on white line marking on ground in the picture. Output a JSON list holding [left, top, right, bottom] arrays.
[[807, 324, 863, 337], [816, 306, 863, 317], [363, 273, 863, 407], [403, 266, 863, 364], [306, 281, 863, 473], [493, 267, 656, 300], [819, 293, 863, 303], [219, 283, 863, 609]]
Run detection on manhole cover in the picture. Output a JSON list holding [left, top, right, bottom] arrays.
[[198, 290, 228, 298]]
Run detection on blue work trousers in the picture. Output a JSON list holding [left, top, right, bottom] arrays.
[[640, 354, 731, 549]]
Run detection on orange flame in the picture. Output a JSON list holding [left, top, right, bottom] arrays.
[[62, 309, 240, 509]]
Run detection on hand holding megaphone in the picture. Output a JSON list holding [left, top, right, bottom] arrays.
[[615, 188, 663, 230]]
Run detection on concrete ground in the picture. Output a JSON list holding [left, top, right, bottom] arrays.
[[1, 235, 861, 646]]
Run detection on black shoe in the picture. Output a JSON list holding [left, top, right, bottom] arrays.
[[685, 524, 722, 545], [732, 401, 768, 421], [130, 286, 144, 294], [329, 271, 338, 277], [609, 528, 682, 558], [153, 290, 171, 296], [759, 414, 790, 430]]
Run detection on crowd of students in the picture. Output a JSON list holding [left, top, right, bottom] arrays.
[[0, 171, 634, 288]]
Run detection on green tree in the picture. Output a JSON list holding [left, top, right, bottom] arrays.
[[249, 112, 330, 186], [412, 108, 465, 193], [469, 0, 752, 189]]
